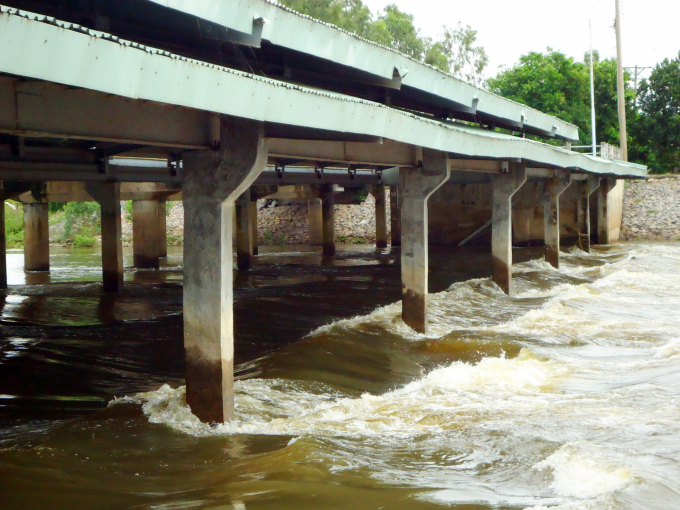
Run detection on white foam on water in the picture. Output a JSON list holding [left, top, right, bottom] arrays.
[[513, 258, 559, 274], [305, 278, 501, 340], [534, 443, 633, 499], [652, 338, 680, 359], [112, 349, 569, 438]]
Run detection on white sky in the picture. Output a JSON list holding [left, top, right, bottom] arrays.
[[362, 0, 679, 80]]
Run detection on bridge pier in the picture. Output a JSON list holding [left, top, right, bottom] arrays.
[[23, 202, 50, 272], [596, 177, 616, 245], [577, 176, 600, 253], [492, 163, 527, 294], [0, 194, 6, 288], [86, 183, 124, 292], [321, 184, 335, 256], [236, 187, 254, 270], [158, 201, 167, 258], [132, 200, 161, 269], [400, 150, 450, 333], [308, 198, 323, 246], [251, 200, 258, 256], [182, 117, 266, 423], [544, 171, 572, 268], [373, 184, 387, 248], [390, 186, 401, 247]]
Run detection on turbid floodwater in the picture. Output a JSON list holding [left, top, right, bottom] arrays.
[[1, 242, 679, 510]]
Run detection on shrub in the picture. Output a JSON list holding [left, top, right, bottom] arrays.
[[73, 234, 97, 248], [123, 201, 133, 222], [64, 202, 100, 240], [4, 202, 23, 248]]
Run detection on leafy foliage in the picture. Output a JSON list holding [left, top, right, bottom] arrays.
[[424, 23, 488, 86], [63, 202, 100, 242], [487, 49, 636, 149], [633, 52, 680, 173], [4, 202, 24, 248]]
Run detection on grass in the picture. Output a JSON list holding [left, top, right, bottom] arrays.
[[4, 202, 23, 248], [263, 230, 286, 245], [73, 234, 97, 248], [167, 233, 183, 245], [336, 234, 368, 244]]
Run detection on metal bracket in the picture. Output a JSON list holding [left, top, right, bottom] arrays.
[[500, 161, 510, 174], [315, 164, 323, 179], [348, 165, 357, 179], [276, 162, 285, 178]]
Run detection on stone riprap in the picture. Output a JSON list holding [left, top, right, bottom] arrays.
[[120, 191, 392, 246], [621, 176, 680, 241], [255, 192, 391, 244]]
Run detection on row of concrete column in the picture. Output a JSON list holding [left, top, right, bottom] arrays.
[[0, 185, 169, 292], [1, 181, 396, 290], [400, 162, 616, 336], [233, 183, 396, 269], [0, 120, 618, 426]]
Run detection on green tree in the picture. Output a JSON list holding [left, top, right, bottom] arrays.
[[369, 4, 424, 59], [634, 52, 680, 173], [280, 0, 372, 37], [487, 49, 635, 150], [425, 23, 488, 86]]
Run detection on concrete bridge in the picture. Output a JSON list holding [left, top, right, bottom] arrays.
[[0, 1, 646, 423]]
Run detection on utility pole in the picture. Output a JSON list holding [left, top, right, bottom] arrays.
[[615, 0, 628, 161], [589, 20, 597, 157], [624, 65, 653, 106]]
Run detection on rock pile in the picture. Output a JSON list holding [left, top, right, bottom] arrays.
[[120, 192, 392, 246], [621, 176, 680, 241], [256, 192, 392, 244]]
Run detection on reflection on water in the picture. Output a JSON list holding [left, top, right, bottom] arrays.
[[1, 242, 680, 509]]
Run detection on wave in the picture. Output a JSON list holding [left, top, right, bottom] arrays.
[[111, 349, 568, 438]]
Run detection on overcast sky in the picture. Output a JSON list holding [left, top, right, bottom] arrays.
[[362, 0, 679, 80]]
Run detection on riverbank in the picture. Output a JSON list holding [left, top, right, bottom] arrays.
[[621, 175, 680, 241]]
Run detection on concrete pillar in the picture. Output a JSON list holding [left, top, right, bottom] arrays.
[[158, 201, 167, 258], [577, 176, 600, 253], [86, 182, 124, 292], [390, 186, 401, 247], [23, 203, 50, 272], [132, 200, 161, 269], [543, 170, 572, 268], [182, 116, 267, 423], [321, 184, 335, 256], [250, 200, 258, 256], [0, 194, 6, 289], [400, 150, 450, 333], [235, 188, 254, 270], [492, 163, 527, 295], [373, 184, 388, 248], [597, 176, 616, 245], [308, 198, 323, 246]]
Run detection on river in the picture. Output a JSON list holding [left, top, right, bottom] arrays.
[[1, 242, 679, 509]]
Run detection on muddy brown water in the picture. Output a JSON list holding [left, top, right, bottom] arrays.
[[1, 243, 679, 509]]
